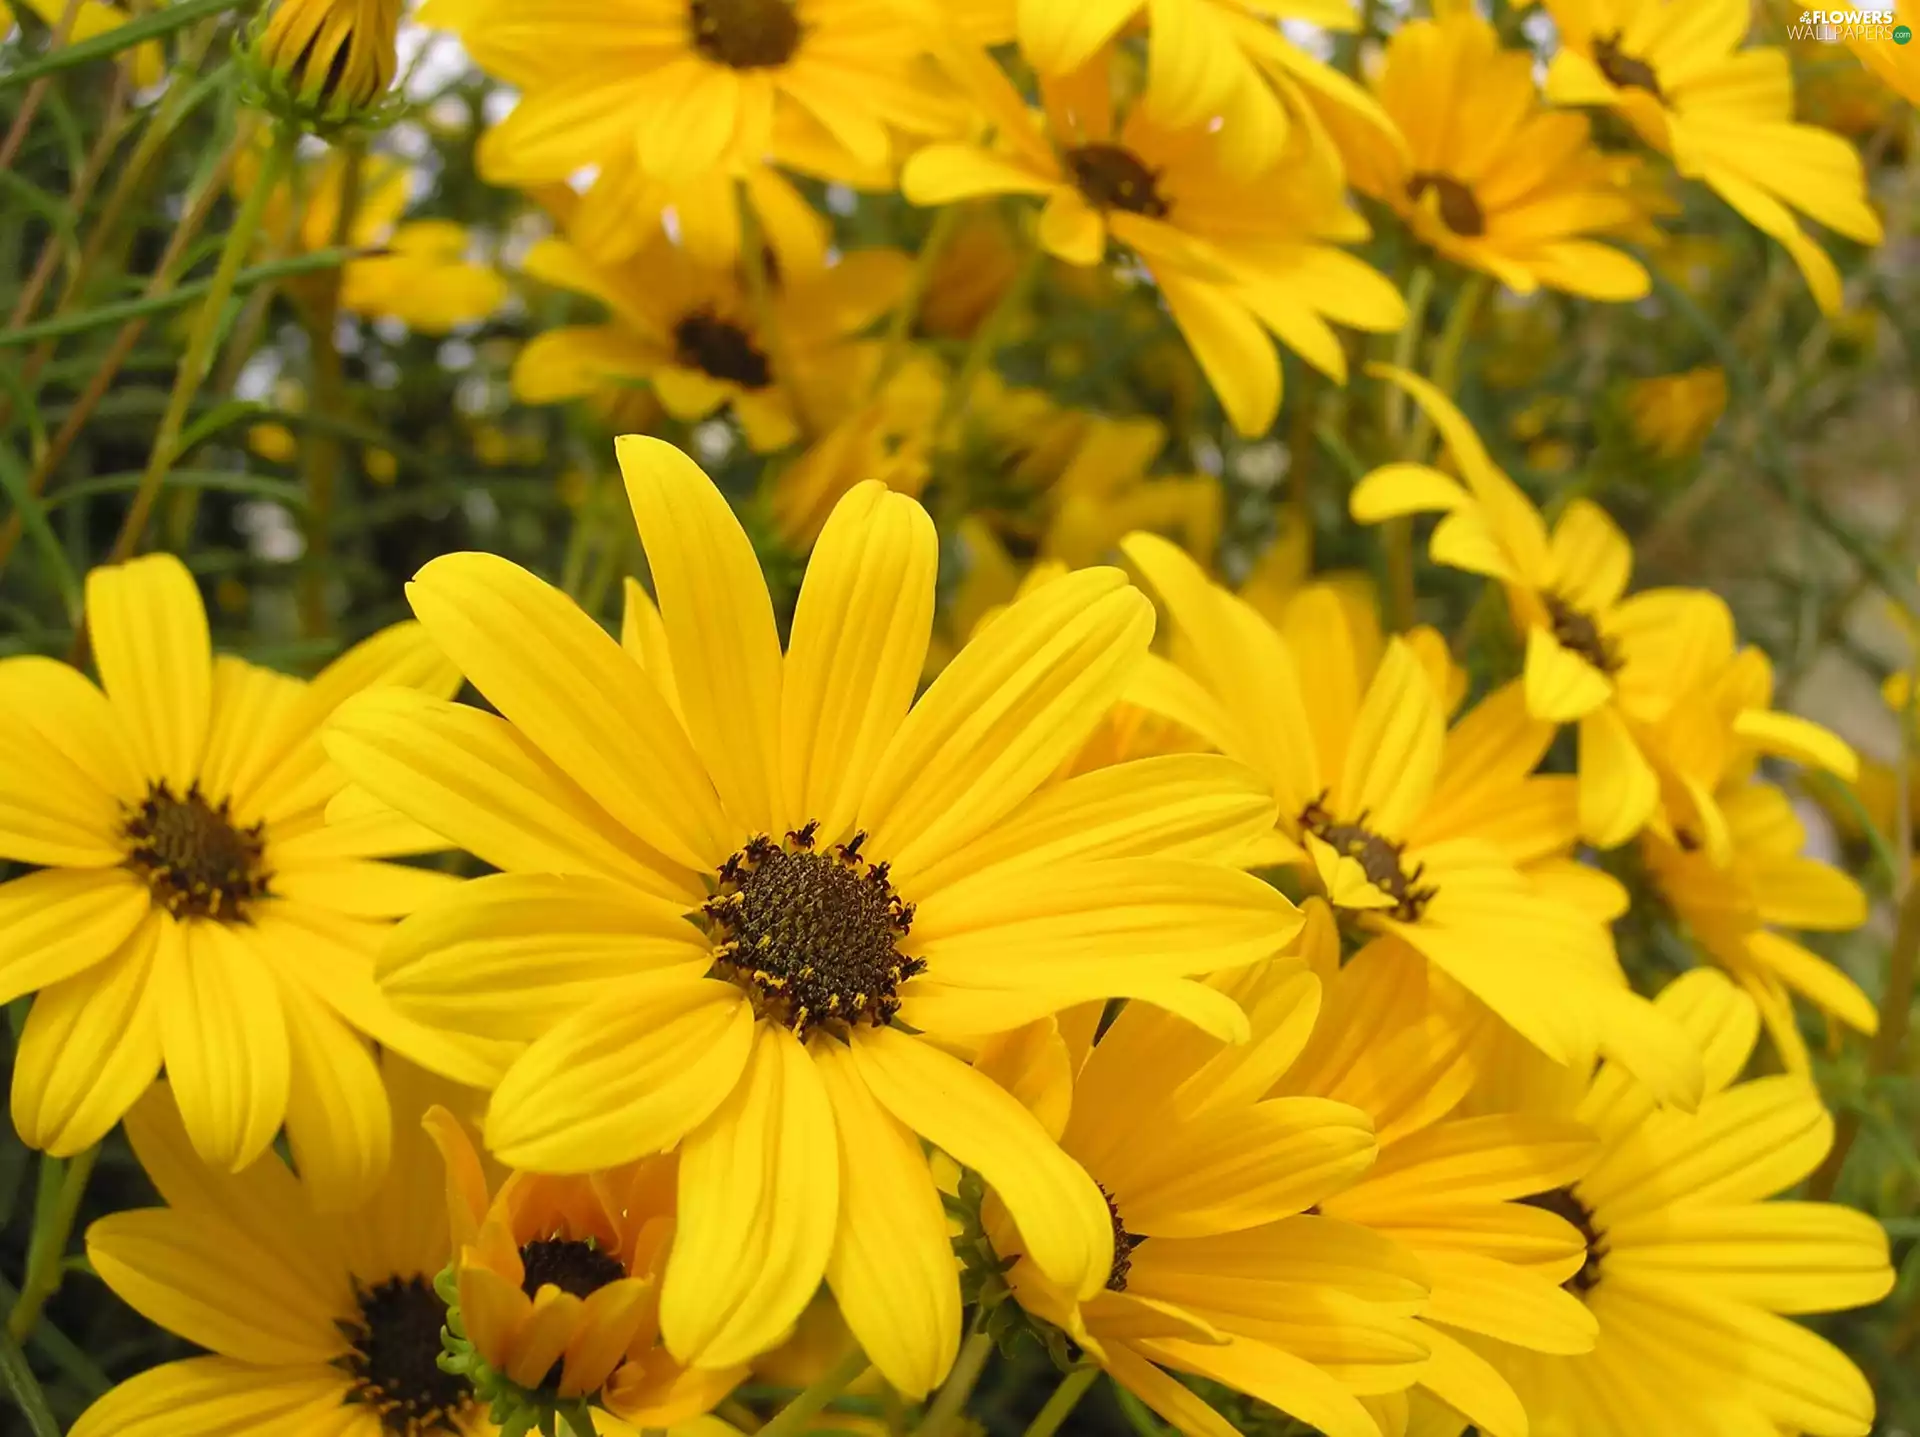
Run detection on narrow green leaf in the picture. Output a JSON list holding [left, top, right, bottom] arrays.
[[0, 0, 243, 91], [44, 468, 307, 510], [0, 248, 369, 350], [0, 443, 81, 623], [0, 1328, 58, 1437]]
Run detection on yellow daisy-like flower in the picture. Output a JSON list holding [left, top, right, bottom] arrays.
[[1335, 13, 1650, 301], [1542, 0, 1883, 313], [1458, 968, 1894, 1437], [255, 0, 403, 119], [981, 959, 1417, 1437], [427, 1109, 741, 1425], [240, 149, 505, 333], [951, 0, 1401, 177], [1117, 533, 1703, 1108], [324, 438, 1303, 1396], [0, 555, 491, 1207], [1277, 903, 1599, 1437], [512, 232, 907, 453], [71, 1064, 501, 1437], [1623, 365, 1727, 461], [902, 53, 1406, 436], [439, 0, 959, 187], [1350, 366, 1741, 849]]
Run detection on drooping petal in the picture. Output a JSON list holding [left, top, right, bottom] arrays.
[[661, 1023, 839, 1368], [0, 866, 151, 1005]]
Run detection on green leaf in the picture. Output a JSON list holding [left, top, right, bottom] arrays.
[[0, 1328, 59, 1437], [42, 467, 306, 510], [0, 0, 244, 92], [0, 442, 81, 623]]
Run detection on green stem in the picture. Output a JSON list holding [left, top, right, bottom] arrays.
[[868, 204, 963, 401], [5, 1145, 99, 1347], [1407, 272, 1488, 460], [756, 1347, 871, 1437], [914, 1330, 994, 1437], [1381, 263, 1433, 446], [936, 235, 1045, 443], [0, 0, 240, 91], [102, 125, 294, 567], [0, 1327, 59, 1437], [1021, 1368, 1098, 1437], [298, 140, 363, 639]]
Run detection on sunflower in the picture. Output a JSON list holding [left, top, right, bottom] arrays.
[[1118, 533, 1703, 1109], [1274, 903, 1599, 1437], [428, 1109, 743, 1428], [978, 957, 1421, 1437], [239, 148, 504, 334], [71, 1063, 508, 1437], [1542, 0, 1882, 313], [255, 0, 402, 118], [437, 0, 959, 188], [1350, 365, 1740, 849], [1623, 366, 1727, 461], [324, 439, 1303, 1395], [964, 0, 1402, 177], [0, 555, 494, 1208], [1456, 968, 1894, 1437], [901, 50, 1406, 436], [512, 230, 907, 453], [1333, 12, 1650, 301]]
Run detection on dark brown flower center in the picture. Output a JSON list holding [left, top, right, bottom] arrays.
[[519, 1238, 625, 1300], [122, 782, 271, 921], [1593, 32, 1662, 98], [1407, 171, 1486, 237], [1519, 1185, 1608, 1294], [342, 1275, 472, 1435], [1299, 794, 1438, 922], [705, 823, 922, 1035], [1101, 1185, 1145, 1293], [1065, 144, 1170, 219], [689, 0, 802, 69], [674, 310, 772, 389], [1545, 592, 1621, 673]]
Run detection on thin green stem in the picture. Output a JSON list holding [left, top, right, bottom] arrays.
[[756, 1347, 871, 1437], [5, 1145, 99, 1347], [868, 204, 963, 401], [1381, 264, 1434, 445], [914, 1329, 995, 1437], [0, 1327, 59, 1437], [298, 140, 363, 639], [1408, 272, 1488, 459], [936, 235, 1045, 443], [101, 126, 294, 568], [1021, 1367, 1098, 1437]]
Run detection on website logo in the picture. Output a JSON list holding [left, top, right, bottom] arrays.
[[1790, 6, 1901, 39]]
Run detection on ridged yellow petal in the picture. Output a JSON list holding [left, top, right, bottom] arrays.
[[158, 919, 290, 1175], [85, 553, 211, 790], [0, 865, 150, 1006]]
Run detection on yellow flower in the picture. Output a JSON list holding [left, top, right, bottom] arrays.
[[428, 1109, 741, 1425], [1542, 0, 1883, 313], [979, 959, 1414, 1437], [324, 440, 1303, 1395], [72, 1063, 499, 1437], [341, 221, 507, 335], [1336, 13, 1650, 301], [240, 150, 502, 332], [1118, 535, 1704, 1108], [1277, 903, 1601, 1437], [5, 0, 163, 85], [255, 0, 403, 120], [1350, 366, 1734, 849], [444, 0, 959, 188], [968, 0, 1402, 177], [0, 555, 494, 1207], [903, 51, 1406, 436], [1624, 366, 1727, 461], [512, 233, 908, 453], [1463, 969, 1893, 1437]]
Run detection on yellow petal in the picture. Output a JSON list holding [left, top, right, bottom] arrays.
[[814, 1040, 961, 1400], [1576, 707, 1657, 848], [1411, 1325, 1527, 1437], [12, 914, 165, 1155], [85, 553, 212, 790], [1338, 638, 1444, 837], [0, 659, 135, 864], [1144, 1333, 1380, 1437], [0, 866, 150, 1006], [487, 973, 753, 1172], [406, 550, 733, 872], [1524, 625, 1613, 723], [1158, 268, 1280, 437], [157, 919, 290, 1174], [860, 567, 1152, 884], [68, 1357, 349, 1437], [781, 482, 936, 842], [850, 1025, 1113, 1300], [278, 990, 390, 1214], [1349, 462, 1471, 523], [661, 1023, 839, 1368], [1417, 1249, 1598, 1354], [1733, 708, 1858, 781], [1547, 499, 1633, 613], [617, 435, 785, 838], [1018, 0, 1141, 72], [505, 1286, 588, 1388], [1605, 1201, 1892, 1315]]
